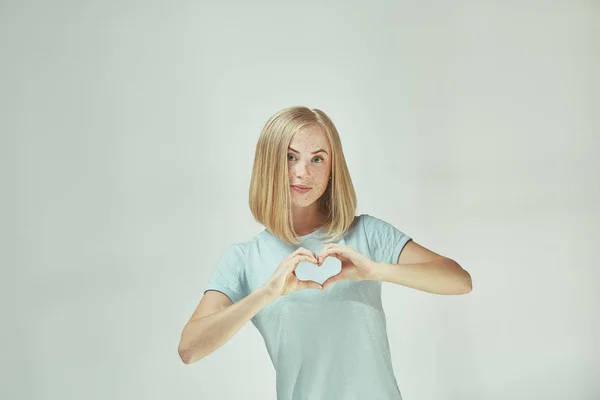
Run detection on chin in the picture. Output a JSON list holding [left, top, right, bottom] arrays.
[[291, 196, 319, 208], [291, 200, 315, 208]]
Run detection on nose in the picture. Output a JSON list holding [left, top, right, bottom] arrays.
[[292, 161, 309, 179]]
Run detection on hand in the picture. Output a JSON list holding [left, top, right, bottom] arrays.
[[262, 247, 323, 298], [317, 243, 379, 290]]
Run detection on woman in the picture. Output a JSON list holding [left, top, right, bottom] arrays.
[[178, 106, 472, 400]]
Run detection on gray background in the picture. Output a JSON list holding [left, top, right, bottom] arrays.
[[4, 1, 599, 399]]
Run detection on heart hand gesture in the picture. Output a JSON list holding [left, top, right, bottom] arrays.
[[317, 243, 379, 290]]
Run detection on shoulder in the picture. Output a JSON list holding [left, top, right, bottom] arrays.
[[214, 243, 245, 266], [354, 213, 412, 264], [226, 230, 265, 260], [357, 213, 411, 242], [357, 213, 395, 232]]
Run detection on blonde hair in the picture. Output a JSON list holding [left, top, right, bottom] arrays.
[[249, 105, 357, 245]]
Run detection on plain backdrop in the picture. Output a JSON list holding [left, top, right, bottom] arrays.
[[4, 1, 599, 399]]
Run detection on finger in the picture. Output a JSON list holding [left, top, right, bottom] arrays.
[[291, 247, 308, 258], [319, 249, 342, 262], [327, 243, 352, 255], [296, 254, 319, 265], [294, 247, 319, 261], [291, 246, 317, 260], [286, 254, 318, 273], [319, 243, 342, 256], [303, 252, 319, 264]]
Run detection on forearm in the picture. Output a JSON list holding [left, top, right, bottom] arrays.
[[179, 286, 277, 364], [373, 258, 472, 295]]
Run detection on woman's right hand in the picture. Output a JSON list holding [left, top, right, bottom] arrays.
[[262, 247, 323, 298]]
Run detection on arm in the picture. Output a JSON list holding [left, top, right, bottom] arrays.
[[178, 286, 277, 364], [374, 240, 472, 295], [374, 257, 472, 295]]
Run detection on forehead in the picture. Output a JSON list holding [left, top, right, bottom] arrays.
[[289, 126, 330, 150]]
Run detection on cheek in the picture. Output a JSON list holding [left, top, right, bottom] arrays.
[[314, 176, 330, 192]]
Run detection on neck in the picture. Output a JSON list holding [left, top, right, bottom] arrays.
[[291, 205, 325, 236]]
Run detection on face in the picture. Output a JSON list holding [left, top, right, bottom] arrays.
[[287, 125, 332, 208]]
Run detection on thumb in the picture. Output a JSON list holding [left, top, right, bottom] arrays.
[[298, 279, 323, 291], [322, 275, 343, 290]]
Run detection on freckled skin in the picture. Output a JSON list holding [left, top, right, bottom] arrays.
[[288, 126, 332, 232]]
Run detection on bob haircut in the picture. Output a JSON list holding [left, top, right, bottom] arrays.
[[249, 105, 357, 245]]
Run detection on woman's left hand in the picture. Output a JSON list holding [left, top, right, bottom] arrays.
[[317, 243, 379, 289]]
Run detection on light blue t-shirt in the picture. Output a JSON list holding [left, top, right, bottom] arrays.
[[204, 214, 412, 400]]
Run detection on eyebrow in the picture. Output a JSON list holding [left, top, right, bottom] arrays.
[[288, 147, 329, 155]]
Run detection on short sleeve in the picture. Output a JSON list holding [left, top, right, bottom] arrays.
[[203, 244, 248, 304], [362, 214, 412, 265]]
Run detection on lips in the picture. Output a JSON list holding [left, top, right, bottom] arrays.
[[291, 185, 312, 194]]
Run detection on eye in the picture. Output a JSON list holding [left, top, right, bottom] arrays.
[[287, 154, 325, 163]]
